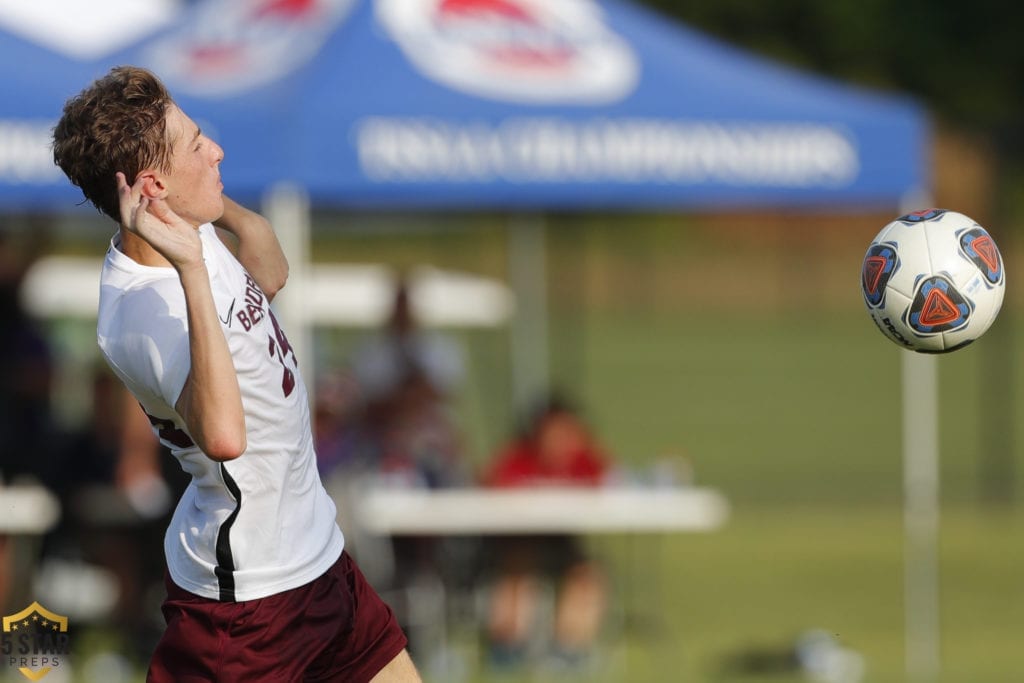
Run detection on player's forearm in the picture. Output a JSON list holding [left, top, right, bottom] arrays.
[[175, 262, 247, 461], [214, 197, 289, 300]]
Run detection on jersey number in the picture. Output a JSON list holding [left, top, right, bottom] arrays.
[[267, 309, 296, 397]]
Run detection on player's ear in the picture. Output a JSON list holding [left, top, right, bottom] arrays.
[[136, 170, 168, 200]]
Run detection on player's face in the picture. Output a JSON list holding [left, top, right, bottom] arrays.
[[160, 105, 225, 226]]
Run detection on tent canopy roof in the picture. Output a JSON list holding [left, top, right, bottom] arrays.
[[0, 0, 928, 212]]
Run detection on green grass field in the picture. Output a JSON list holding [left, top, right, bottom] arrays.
[[439, 310, 1024, 683], [536, 503, 1024, 683]]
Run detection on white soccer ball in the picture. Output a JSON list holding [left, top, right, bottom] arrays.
[[861, 209, 1005, 353]]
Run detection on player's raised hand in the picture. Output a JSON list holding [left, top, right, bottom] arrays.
[[116, 171, 204, 271]]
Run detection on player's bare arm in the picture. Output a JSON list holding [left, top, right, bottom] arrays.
[[117, 172, 247, 461], [214, 196, 289, 301]]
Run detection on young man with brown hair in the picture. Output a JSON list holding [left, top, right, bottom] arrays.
[[53, 65, 420, 682]]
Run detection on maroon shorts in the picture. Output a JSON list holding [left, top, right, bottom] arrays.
[[147, 551, 408, 683]]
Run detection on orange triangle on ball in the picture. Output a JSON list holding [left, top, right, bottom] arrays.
[[862, 256, 886, 295], [919, 287, 960, 326], [972, 236, 1000, 272]]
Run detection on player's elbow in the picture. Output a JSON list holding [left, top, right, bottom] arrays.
[[203, 431, 247, 462], [262, 264, 289, 301]]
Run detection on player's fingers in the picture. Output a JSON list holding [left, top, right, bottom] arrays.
[[116, 172, 134, 226], [146, 197, 173, 223], [131, 197, 150, 231], [127, 174, 148, 208]]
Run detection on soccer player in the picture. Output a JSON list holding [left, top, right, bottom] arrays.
[[52, 66, 421, 682]]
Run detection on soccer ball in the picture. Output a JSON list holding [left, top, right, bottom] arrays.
[[861, 208, 1005, 353]]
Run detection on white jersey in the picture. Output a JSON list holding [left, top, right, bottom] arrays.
[[97, 224, 344, 602]]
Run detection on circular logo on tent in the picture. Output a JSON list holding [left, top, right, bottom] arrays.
[[144, 0, 356, 97], [375, 0, 639, 104]]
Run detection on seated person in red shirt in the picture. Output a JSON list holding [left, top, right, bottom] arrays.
[[480, 395, 610, 670]]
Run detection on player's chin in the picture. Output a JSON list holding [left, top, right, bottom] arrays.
[[209, 196, 226, 224]]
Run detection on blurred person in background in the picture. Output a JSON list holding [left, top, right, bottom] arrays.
[[313, 368, 366, 479], [339, 277, 472, 665], [480, 393, 611, 672], [40, 366, 179, 664], [346, 276, 467, 488], [52, 65, 419, 682], [0, 230, 58, 486], [0, 227, 59, 615]]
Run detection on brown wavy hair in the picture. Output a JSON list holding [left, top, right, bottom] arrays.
[[52, 66, 174, 221]]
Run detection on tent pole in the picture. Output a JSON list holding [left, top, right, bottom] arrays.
[[902, 349, 940, 683], [507, 213, 549, 415], [899, 190, 940, 683], [264, 182, 313, 404]]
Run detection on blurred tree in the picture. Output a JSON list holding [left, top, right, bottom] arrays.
[[639, 0, 1024, 134]]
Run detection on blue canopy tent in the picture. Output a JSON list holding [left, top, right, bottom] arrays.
[[0, 1, 939, 674], [0, 0, 927, 211]]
